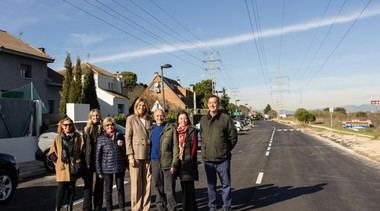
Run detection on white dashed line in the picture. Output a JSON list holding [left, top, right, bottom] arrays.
[[265, 151, 270, 156], [256, 172, 264, 184]]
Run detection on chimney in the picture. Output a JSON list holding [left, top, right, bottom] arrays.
[[38, 47, 45, 53]]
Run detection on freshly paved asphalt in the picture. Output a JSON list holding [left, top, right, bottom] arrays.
[[2, 120, 380, 210]]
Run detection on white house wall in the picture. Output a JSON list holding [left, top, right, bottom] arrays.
[[96, 73, 122, 93], [97, 88, 115, 116]]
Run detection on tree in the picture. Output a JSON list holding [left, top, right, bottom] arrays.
[[120, 71, 137, 90], [264, 104, 272, 114], [219, 87, 230, 113], [82, 66, 99, 109], [294, 108, 315, 123], [194, 80, 212, 108], [334, 107, 346, 115], [59, 53, 73, 113], [69, 57, 83, 103]]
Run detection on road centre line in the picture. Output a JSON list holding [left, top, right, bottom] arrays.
[[267, 147, 271, 151], [265, 151, 270, 156], [256, 172, 264, 184]]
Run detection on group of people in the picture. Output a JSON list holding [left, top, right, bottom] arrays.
[[48, 95, 238, 211]]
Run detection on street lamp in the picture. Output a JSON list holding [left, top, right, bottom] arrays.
[[160, 64, 172, 111], [189, 84, 196, 115]]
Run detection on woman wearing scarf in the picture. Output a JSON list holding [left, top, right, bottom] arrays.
[[48, 117, 84, 211], [96, 117, 127, 211], [176, 111, 199, 211]]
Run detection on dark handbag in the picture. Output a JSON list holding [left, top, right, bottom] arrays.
[[70, 162, 84, 177]]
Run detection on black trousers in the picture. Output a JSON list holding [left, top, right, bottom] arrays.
[[82, 170, 104, 211], [56, 181, 76, 211], [152, 160, 177, 211], [180, 181, 198, 211], [104, 172, 125, 211]]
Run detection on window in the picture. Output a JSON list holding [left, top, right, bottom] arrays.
[[108, 82, 114, 90], [118, 104, 124, 114], [150, 82, 161, 93], [20, 64, 32, 79]]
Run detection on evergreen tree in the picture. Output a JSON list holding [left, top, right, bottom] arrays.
[[264, 104, 272, 114], [59, 53, 73, 113], [219, 87, 230, 113], [69, 57, 83, 103], [82, 66, 99, 109]]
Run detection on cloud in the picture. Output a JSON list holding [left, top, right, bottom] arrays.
[[69, 33, 105, 47], [91, 6, 380, 63]]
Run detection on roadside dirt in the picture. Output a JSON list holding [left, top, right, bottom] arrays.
[[277, 119, 380, 164]]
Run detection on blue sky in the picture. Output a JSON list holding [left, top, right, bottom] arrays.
[[1, 0, 379, 111]]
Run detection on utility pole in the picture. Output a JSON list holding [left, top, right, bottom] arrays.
[[203, 51, 221, 95]]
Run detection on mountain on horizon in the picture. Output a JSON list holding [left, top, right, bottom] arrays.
[[343, 104, 379, 112]]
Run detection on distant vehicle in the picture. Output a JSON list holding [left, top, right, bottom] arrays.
[[35, 121, 125, 172], [234, 120, 242, 132], [0, 153, 19, 204]]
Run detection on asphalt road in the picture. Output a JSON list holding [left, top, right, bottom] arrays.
[[2, 120, 380, 210]]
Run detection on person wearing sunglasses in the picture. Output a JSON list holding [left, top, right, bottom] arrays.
[[48, 117, 85, 211], [96, 117, 127, 211]]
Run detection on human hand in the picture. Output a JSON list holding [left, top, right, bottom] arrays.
[[170, 167, 176, 175]]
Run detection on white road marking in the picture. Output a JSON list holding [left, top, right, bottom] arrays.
[[265, 151, 270, 156], [267, 147, 271, 151], [268, 143, 272, 147], [63, 180, 129, 208], [256, 172, 264, 184]]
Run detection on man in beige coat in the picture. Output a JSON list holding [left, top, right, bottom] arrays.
[[126, 97, 152, 211]]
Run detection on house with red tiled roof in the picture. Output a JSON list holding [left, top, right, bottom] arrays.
[[0, 29, 62, 113], [144, 72, 194, 110]]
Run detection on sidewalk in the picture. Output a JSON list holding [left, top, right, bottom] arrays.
[[18, 160, 49, 181]]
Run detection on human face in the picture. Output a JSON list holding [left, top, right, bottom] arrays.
[[136, 101, 146, 116], [62, 121, 73, 135], [178, 114, 189, 127], [207, 97, 219, 114], [154, 110, 165, 125], [104, 122, 115, 134], [91, 112, 100, 124]]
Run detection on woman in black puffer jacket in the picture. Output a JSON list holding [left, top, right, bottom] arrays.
[[96, 117, 127, 211]]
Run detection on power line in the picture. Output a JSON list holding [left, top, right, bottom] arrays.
[[293, 0, 332, 77], [62, 0, 202, 68], [89, 0, 203, 62], [244, 0, 269, 90], [302, 0, 373, 91], [298, 0, 347, 81], [111, 0, 207, 56], [147, 0, 217, 53]]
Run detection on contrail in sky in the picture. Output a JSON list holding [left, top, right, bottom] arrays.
[[91, 6, 380, 63]]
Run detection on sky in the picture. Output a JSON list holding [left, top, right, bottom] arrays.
[[1, 0, 379, 112]]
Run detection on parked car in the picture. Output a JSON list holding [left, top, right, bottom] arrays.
[[234, 120, 242, 132], [35, 121, 125, 172], [0, 153, 19, 204]]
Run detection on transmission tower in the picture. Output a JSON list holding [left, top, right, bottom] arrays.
[[203, 51, 221, 94]]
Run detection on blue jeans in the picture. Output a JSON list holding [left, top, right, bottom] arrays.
[[204, 160, 231, 210]]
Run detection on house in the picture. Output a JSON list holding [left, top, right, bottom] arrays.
[[144, 72, 194, 110], [70, 62, 129, 116], [0, 29, 62, 113]]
